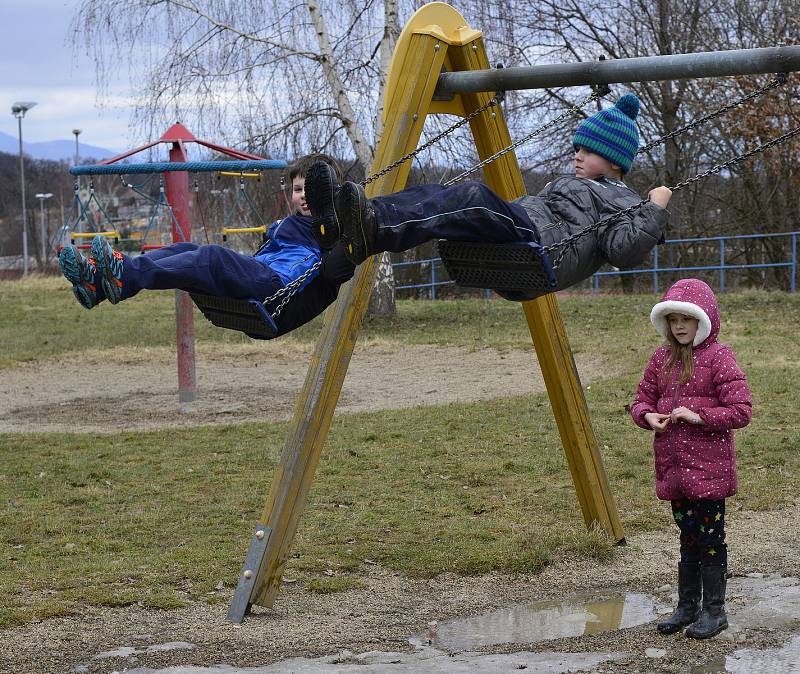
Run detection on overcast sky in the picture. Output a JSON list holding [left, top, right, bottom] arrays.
[[0, 0, 132, 152]]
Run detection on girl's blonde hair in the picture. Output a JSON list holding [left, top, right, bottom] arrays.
[[662, 329, 694, 386]]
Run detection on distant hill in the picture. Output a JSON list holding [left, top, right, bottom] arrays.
[[0, 131, 117, 162]]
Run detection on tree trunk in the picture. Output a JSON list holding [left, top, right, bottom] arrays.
[[365, 0, 401, 316], [368, 252, 397, 316], [306, 0, 373, 170], [306, 0, 397, 316]]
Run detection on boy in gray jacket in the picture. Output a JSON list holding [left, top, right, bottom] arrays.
[[306, 93, 672, 292]]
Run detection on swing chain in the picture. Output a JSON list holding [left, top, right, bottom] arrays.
[[262, 259, 323, 319], [637, 74, 788, 155], [443, 89, 605, 186], [545, 122, 800, 270], [360, 97, 500, 188]]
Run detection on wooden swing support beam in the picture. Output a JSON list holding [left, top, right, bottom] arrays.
[[226, 2, 627, 623]]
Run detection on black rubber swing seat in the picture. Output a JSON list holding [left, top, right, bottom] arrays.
[[436, 240, 558, 302], [190, 293, 278, 339]]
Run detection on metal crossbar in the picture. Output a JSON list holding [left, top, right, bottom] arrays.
[[70, 160, 286, 175], [434, 46, 800, 96]]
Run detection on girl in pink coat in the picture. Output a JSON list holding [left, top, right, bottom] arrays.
[[631, 278, 751, 639]]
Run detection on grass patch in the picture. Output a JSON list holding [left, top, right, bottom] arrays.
[[0, 288, 798, 626], [306, 577, 364, 594]]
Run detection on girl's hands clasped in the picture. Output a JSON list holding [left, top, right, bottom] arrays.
[[644, 412, 671, 431], [644, 408, 703, 430]]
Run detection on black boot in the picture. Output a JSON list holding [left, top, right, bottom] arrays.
[[304, 161, 340, 249], [657, 561, 701, 635], [685, 565, 728, 639], [336, 181, 377, 265]]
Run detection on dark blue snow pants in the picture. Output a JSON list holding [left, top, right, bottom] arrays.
[[370, 182, 539, 251], [120, 243, 283, 301]]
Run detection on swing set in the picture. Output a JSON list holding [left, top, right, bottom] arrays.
[[69, 123, 287, 402], [222, 4, 800, 624]]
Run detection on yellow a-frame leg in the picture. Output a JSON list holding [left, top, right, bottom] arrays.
[[237, 2, 623, 617]]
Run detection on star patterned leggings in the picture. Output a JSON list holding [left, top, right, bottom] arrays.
[[671, 498, 727, 566]]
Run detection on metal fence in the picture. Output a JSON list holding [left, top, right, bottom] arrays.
[[393, 231, 799, 298]]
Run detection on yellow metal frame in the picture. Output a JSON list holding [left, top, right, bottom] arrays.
[[222, 226, 268, 235], [70, 231, 119, 239], [218, 171, 262, 178], [241, 1, 624, 613]]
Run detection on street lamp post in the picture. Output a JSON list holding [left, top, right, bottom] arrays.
[[35, 192, 53, 264], [12, 101, 36, 276], [72, 129, 81, 166]]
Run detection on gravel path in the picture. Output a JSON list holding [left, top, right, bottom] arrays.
[[0, 341, 610, 433], [3, 503, 799, 673]]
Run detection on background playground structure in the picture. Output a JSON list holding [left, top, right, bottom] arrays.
[[63, 124, 288, 403], [57, 165, 290, 256], [0, 283, 798, 628]]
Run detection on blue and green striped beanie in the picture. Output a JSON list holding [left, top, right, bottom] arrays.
[[572, 93, 640, 174]]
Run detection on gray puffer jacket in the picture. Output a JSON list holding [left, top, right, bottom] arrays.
[[513, 175, 669, 290]]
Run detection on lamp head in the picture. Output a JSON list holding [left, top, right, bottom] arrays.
[[11, 101, 37, 117]]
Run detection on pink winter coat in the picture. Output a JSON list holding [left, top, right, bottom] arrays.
[[630, 279, 752, 501]]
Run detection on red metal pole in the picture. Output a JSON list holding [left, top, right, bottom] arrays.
[[164, 135, 197, 403]]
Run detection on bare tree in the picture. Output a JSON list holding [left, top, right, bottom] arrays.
[[474, 0, 799, 290]]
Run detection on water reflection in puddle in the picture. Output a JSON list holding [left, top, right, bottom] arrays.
[[410, 592, 669, 650], [692, 634, 800, 673]]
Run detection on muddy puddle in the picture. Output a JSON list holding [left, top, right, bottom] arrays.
[[693, 634, 800, 673], [408, 591, 669, 650]]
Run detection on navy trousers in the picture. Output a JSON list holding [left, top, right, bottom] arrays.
[[120, 243, 283, 301], [370, 182, 539, 252]]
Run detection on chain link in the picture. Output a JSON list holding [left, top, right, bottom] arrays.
[[669, 123, 800, 192], [262, 259, 323, 319], [360, 97, 499, 188]]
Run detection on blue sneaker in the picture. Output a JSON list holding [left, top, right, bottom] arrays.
[[91, 235, 125, 305], [58, 245, 99, 309]]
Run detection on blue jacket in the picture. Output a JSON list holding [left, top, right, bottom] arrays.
[[252, 214, 356, 337], [254, 214, 321, 290]]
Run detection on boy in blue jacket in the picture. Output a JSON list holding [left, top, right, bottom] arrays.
[[58, 154, 356, 335]]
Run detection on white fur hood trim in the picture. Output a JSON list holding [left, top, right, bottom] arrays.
[[650, 300, 712, 346]]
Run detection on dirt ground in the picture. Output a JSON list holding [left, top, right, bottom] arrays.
[[2, 343, 799, 673], [0, 341, 610, 433]]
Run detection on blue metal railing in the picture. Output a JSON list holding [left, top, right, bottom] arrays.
[[393, 231, 799, 298]]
